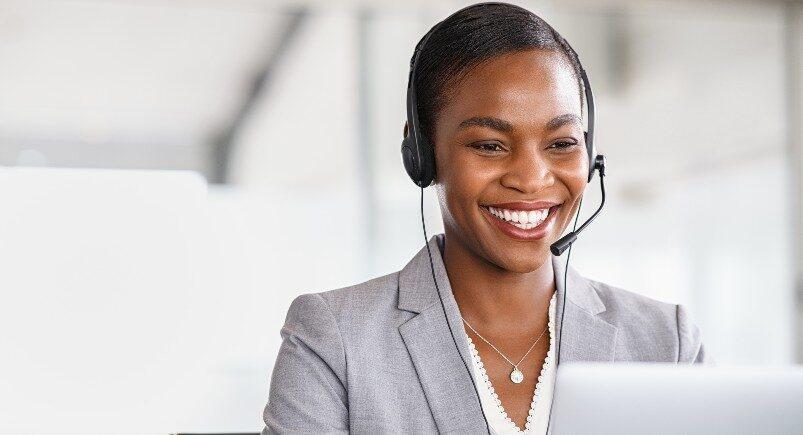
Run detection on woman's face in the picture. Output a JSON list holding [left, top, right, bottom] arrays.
[[434, 49, 588, 273]]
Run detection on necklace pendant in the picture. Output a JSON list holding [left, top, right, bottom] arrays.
[[510, 367, 524, 384]]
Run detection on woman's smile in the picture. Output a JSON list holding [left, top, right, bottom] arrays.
[[479, 202, 562, 241]]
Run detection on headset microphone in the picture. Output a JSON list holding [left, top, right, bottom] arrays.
[[549, 154, 606, 256]]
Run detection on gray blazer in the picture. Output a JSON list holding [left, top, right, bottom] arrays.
[[262, 234, 707, 434]]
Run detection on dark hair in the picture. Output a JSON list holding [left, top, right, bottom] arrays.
[[413, 2, 584, 146]]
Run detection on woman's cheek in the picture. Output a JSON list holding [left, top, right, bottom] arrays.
[[444, 172, 477, 227]]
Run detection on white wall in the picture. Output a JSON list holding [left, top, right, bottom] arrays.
[[0, 167, 366, 434]]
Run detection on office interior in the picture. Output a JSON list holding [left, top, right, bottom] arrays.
[[0, 0, 802, 433]]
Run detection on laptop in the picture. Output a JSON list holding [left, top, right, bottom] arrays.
[[549, 363, 803, 434]]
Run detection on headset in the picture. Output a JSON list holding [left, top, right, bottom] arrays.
[[401, 2, 607, 433]]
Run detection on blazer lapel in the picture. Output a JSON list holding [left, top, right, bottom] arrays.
[[551, 252, 618, 362], [397, 235, 487, 434], [397, 234, 619, 433]]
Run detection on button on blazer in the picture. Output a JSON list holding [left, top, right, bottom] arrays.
[[262, 234, 708, 434]]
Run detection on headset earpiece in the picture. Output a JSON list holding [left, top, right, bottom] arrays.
[[401, 121, 421, 186], [401, 120, 435, 187], [401, 139, 419, 184]]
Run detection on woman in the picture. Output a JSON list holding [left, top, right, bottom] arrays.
[[262, 3, 707, 434]]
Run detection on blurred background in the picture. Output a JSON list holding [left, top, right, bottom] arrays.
[[0, 0, 801, 433]]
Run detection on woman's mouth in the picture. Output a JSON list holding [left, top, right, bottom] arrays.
[[479, 203, 562, 241]]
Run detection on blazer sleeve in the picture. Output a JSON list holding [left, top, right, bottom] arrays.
[[262, 293, 349, 434], [676, 303, 712, 364]]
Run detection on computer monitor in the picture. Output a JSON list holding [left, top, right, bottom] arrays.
[[550, 363, 803, 434]]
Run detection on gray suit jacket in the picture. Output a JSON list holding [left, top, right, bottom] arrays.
[[262, 234, 707, 434]]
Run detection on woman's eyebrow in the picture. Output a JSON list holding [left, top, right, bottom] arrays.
[[457, 116, 514, 133], [546, 113, 582, 131], [457, 114, 581, 133]]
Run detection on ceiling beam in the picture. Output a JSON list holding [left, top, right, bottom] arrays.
[[209, 6, 309, 183]]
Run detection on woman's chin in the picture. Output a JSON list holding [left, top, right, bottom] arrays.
[[492, 250, 551, 273]]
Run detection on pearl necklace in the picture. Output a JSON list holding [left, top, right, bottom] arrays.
[[461, 317, 548, 384]]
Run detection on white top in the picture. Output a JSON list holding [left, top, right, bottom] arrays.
[[464, 292, 557, 434]]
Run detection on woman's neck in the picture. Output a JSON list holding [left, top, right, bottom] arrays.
[[441, 231, 555, 332]]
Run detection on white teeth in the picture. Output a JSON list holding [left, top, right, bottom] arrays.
[[486, 205, 553, 229]]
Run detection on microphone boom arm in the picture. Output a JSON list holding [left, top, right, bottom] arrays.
[[550, 155, 606, 256]]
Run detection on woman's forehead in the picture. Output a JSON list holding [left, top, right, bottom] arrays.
[[441, 50, 582, 128]]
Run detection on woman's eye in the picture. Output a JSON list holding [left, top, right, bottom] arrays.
[[550, 141, 578, 150], [470, 142, 504, 153]]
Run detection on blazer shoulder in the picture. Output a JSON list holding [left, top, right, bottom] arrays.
[[277, 271, 402, 386], [587, 278, 707, 363], [318, 270, 399, 306], [589, 278, 677, 326], [299, 270, 405, 328]]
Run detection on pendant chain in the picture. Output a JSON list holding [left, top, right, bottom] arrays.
[[461, 317, 548, 371]]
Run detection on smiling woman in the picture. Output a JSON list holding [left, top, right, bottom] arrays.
[[262, 3, 708, 434]]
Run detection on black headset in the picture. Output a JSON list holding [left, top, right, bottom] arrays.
[[402, 2, 608, 433]]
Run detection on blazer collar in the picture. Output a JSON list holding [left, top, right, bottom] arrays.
[[397, 234, 617, 433]]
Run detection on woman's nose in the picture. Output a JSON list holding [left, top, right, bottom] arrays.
[[499, 149, 552, 193]]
